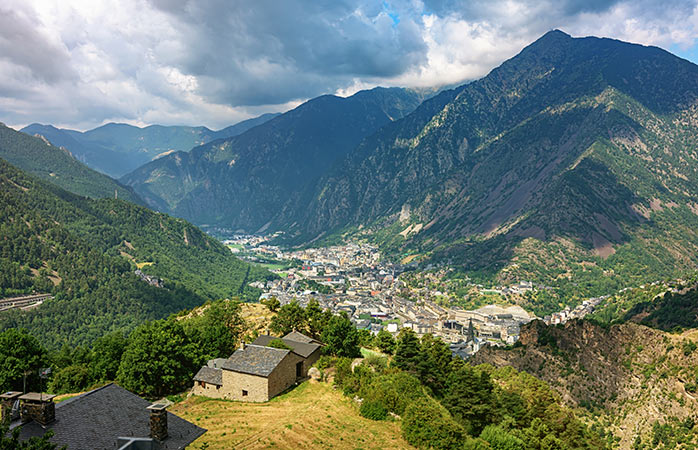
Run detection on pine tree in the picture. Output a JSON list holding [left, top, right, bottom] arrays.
[[392, 329, 420, 375]]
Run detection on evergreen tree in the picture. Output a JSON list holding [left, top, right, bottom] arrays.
[[417, 334, 453, 398], [375, 329, 396, 354], [269, 300, 307, 336], [392, 329, 420, 375], [305, 298, 331, 338], [443, 365, 497, 435]]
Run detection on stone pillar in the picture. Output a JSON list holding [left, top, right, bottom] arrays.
[[18, 393, 56, 425], [147, 403, 168, 441], [0, 392, 22, 424]]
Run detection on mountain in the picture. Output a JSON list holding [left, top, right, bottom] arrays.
[[276, 30, 698, 302], [21, 113, 280, 178], [0, 158, 270, 348], [472, 319, 698, 448], [121, 87, 427, 233], [0, 123, 142, 204]]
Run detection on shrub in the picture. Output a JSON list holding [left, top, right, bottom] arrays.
[[401, 398, 464, 450], [364, 354, 388, 370], [479, 425, 526, 450], [314, 355, 337, 370], [359, 372, 426, 416], [360, 400, 388, 420], [268, 338, 292, 350]]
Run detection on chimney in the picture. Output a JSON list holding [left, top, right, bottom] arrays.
[[147, 403, 168, 441], [240, 341, 246, 350], [0, 391, 21, 424], [19, 393, 56, 425]]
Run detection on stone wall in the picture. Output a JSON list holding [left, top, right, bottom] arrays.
[[268, 352, 304, 399], [301, 349, 322, 377], [220, 370, 269, 402], [191, 380, 225, 399]]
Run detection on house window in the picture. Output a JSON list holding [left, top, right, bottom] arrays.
[[199, 381, 205, 388], [242, 390, 248, 397], [216, 385, 220, 390]]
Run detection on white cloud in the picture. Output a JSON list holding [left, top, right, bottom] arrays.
[[0, 0, 696, 130]]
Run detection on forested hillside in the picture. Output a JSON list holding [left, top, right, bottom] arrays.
[[0, 123, 141, 203], [0, 158, 270, 347]]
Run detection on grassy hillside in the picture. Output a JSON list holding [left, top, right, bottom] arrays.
[[172, 381, 412, 449], [0, 158, 270, 347], [0, 123, 141, 203]]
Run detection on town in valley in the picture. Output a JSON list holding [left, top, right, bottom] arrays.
[[223, 234, 605, 359]]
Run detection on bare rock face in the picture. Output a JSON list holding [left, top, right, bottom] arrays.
[[473, 319, 698, 448], [308, 367, 322, 381]]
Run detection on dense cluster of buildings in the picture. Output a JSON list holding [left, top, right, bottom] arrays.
[[235, 237, 605, 359], [542, 296, 606, 325]]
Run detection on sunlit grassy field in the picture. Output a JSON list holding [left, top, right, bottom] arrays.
[[170, 381, 412, 449]]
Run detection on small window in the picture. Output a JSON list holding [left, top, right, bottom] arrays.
[[216, 385, 220, 390], [242, 390, 248, 397]]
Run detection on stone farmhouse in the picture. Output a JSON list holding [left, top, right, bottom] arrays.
[[192, 331, 322, 402]]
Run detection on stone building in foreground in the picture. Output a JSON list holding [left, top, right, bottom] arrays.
[[192, 331, 322, 402]]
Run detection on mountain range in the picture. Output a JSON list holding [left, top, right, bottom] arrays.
[[14, 29, 698, 304], [21, 112, 279, 178], [276, 30, 698, 296], [121, 87, 428, 233], [0, 123, 142, 204]]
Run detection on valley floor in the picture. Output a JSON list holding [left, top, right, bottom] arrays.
[[170, 380, 412, 449]]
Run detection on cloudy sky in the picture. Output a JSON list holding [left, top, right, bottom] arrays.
[[1, 0, 697, 131]]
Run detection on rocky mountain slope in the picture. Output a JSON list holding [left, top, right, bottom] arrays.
[[275, 30, 698, 297], [472, 319, 698, 448], [0, 123, 141, 204], [122, 87, 426, 233], [21, 113, 279, 178]]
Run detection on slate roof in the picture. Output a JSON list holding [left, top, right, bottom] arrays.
[[193, 366, 223, 386], [16, 383, 205, 450], [252, 335, 322, 358], [220, 344, 291, 377], [283, 330, 320, 344]]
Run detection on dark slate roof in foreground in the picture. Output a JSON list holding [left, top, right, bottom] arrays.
[[283, 330, 319, 344], [17, 383, 205, 450], [221, 344, 291, 377], [252, 334, 322, 358], [193, 366, 223, 385]]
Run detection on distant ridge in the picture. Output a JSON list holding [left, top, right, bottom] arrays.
[[0, 123, 142, 204], [21, 112, 280, 178]]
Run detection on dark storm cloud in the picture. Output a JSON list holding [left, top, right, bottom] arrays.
[[0, 0, 696, 130], [147, 0, 427, 106]]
